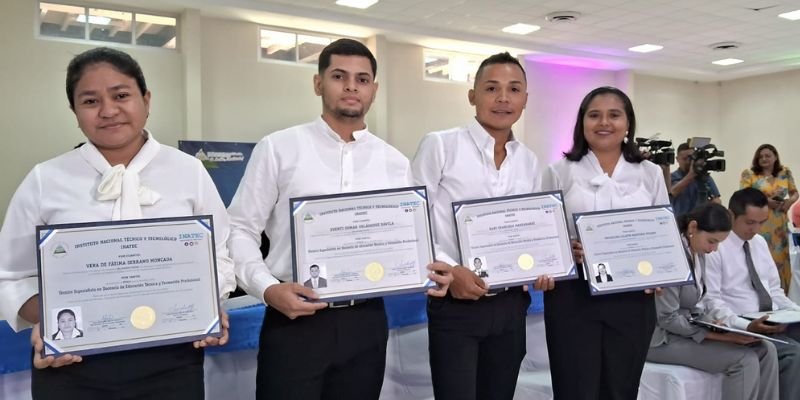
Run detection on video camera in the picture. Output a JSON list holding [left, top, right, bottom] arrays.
[[635, 137, 675, 166], [687, 137, 725, 176]]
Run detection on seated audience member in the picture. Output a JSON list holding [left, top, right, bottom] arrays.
[[705, 188, 800, 400], [648, 203, 778, 400]]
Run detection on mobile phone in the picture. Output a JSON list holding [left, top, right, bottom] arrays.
[[772, 195, 785, 202]]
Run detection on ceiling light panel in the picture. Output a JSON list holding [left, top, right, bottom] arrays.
[[501, 23, 541, 35]]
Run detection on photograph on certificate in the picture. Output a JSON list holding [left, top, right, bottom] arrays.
[[50, 307, 85, 340], [452, 191, 577, 289], [573, 205, 694, 295], [592, 262, 614, 283], [302, 263, 329, 289], [37, 216, 222, 357], [471, 256, 489, 278], [290, 186, 436, 301]]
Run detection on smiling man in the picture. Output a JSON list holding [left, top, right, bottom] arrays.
[[227, 39, 451, 400], [412, 52, 554, 400]]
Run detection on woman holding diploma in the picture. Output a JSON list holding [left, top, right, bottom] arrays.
[[0, 47, 235, 399], [647, 203, 779, 400], [542, 86, 668, 399]]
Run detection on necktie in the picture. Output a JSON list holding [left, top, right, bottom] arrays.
[[743, 241, 772, 312]]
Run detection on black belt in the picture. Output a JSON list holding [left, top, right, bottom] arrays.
[[327, 299, 368, 308], [485, 287, 510, 296]]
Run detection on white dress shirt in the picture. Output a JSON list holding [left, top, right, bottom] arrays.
[[411, 119, 542, 266], [0, 134, 236, 331], [543, 151, 669, 237], [704, 232, 800, 330], [228, 117, 411, 303]]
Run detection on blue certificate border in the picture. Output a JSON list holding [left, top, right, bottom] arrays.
[[288, 186, 436, 302], [451, 190, 578, 289], [35, 215, 221, 357], [573, 204, 695, 296]]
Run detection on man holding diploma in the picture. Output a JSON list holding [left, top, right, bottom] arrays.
[[228, 39, 451, 400], [411, 52, 554, 400]]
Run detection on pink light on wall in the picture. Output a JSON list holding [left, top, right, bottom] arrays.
[[522, 56, 625, 165]]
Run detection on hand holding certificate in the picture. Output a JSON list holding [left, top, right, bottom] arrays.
[[289, 186, 436, 302], [574, 206, 694, 295], [36, 216, 222, 357], [690, 319, 789, 344], [452, 191, 576, 289], [742, 310, 800, 325]]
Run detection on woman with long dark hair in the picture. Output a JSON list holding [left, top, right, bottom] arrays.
[[542, 86, 668, 399]]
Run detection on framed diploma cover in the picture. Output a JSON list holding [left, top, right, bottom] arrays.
[[37, 216, 221, 356], [289, 186, 436, 302], [452, 191, 577, 289], [574, 205, 694, 295]]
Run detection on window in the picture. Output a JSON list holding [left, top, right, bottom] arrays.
[[38, 2, 177, 49], [423, 49, 483, 83], [259, 27, 336, 64]]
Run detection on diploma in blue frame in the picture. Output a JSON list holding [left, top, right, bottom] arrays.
[[573, 205, 694, 295], [452, 191, 577, 289], [36, 216, 221, 356], [289, 186, 436, 302]]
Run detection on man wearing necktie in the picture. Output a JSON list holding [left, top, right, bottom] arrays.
[[705, 188, 800, 400], [303, 264, 327, 289]]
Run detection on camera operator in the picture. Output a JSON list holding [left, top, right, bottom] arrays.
[[670, 142, 721, 216], [636, 137, 674, 195]]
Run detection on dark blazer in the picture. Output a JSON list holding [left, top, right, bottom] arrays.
[[595, 274, 613, 283], [303, 277, 327, 288]]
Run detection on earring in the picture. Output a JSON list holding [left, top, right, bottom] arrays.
[[623, 136, 629, 144]]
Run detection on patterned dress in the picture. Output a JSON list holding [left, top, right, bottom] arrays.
[[740, 167, 798, 291]]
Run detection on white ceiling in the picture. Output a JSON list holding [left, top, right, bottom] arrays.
[[103, 0, 800, 81]]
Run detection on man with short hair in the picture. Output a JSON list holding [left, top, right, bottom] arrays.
[[303, 264, 327, 289], [228, 38, 451, 400], [704, 188, 800, 400], [670, 142, 721, 216], [412, 52, 554, 400]]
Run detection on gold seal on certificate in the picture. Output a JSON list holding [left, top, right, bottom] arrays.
[[518, 253, 535, 271], [452, 191, 577, 289], [289, 186, 436, 302], [130, 306, 157, 330], [637, 261, 654, 276], [365, 262, 385, 282], [574, 206, 694, 295]]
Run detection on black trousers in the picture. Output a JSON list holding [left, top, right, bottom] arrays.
[[256, 298, 388, 400], [31, 344, 204, 400], [427, 288, 531, 400], [544, 277, 655, 400]]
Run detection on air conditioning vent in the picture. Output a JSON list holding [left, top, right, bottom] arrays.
[[709, 41, 742, 50], [545, 11, 581, 23]]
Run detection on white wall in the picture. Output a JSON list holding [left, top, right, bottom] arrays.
[[522, 60, 623, 165], [0, 0, 184, 221], [385, 41, 475, 158], [200, 17, 321, 143], [716, 69, 800, 199]]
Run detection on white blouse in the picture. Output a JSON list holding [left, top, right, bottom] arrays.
[[0, 134, 236, 331], [543, 151, 669, 237]]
